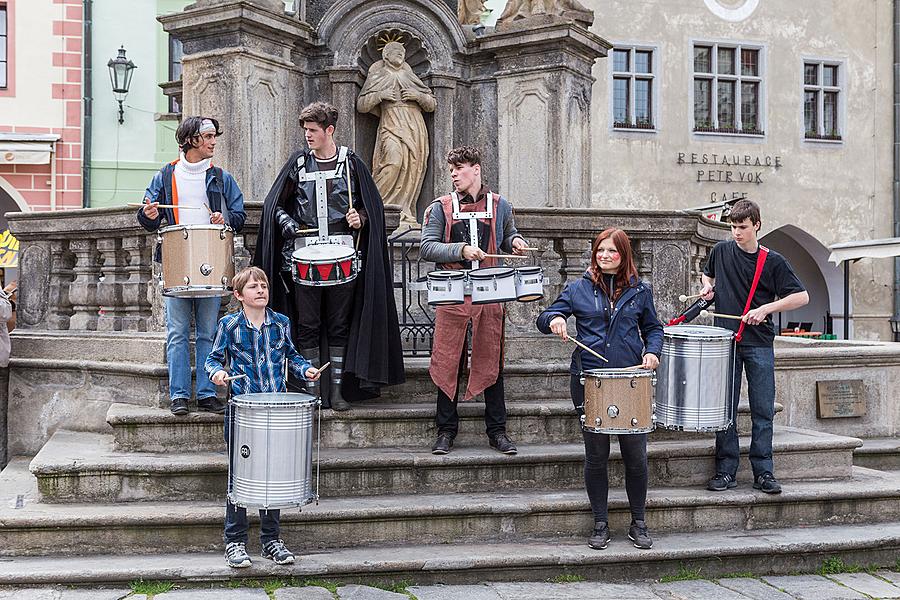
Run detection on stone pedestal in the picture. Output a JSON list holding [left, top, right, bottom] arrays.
[[479, 17, 609, 208]]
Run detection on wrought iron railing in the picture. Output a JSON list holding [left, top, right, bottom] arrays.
[[387, 227, 434, 357]]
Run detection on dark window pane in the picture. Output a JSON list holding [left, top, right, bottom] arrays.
[[694, 79, 711, 126], [613, 77, 629, 124], [169, 37, 183, 81], [634, 51, 651, 74], [613, 49, 629, 72], [740, 49, 758, 76], [824, 65, 838, 87], [717, 47, 735, 75], [824, 91, 839, 135], [804, 63, 818, 85], [717, 80, 735, 127], [694, 46, 711, 73], [741, 82, 759, 130], [805, 91, 818, 134], [635, 79, 651, 124]]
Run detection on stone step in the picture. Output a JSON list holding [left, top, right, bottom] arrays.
[[3, 457, 899, 557], [1, 521, 899, 585], [106, 401, 778, 453], [854, 437, 900, 471], [30, 427, 859, 503]]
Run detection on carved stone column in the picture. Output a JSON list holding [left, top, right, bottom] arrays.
[[121, 235, 154, 332], [425, 73, 458, 215], [68, 239, 101, 331], [477, 18, 609, 208], [96, 238, 127, 332], [47, 241, 75, 330], [328, 68, 363, 151]]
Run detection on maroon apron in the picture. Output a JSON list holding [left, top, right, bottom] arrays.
[[428, 193, 505, 401]]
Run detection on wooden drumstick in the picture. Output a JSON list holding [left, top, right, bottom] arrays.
[[521, 247, 540, 251], [568, 337, 609, 363], [699, 309, 745, 321], [203, 203, 213, 215], [316, 361, 331, 373], [224, 373, 248, 382], [295, 228, 319, 234], [624, 364, 646, 370], [679, 293, 703, 302], [127, 203, 204, 210], [482, 254, 530, 259]]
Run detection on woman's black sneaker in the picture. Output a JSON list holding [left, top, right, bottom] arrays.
[[628, 520, 653, 549], [588, 521, 610, 549]]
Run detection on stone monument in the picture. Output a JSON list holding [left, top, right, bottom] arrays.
[[497, 0, 593, 26], [357, 38, 437, 229], [457, 0, 486, 24]]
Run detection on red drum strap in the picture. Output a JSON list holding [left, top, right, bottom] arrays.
[[735, 245, 769, 343]]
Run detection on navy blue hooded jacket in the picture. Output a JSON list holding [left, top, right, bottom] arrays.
[[536, 271, 664, 374]]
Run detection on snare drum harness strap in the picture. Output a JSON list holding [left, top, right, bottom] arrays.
[[734, 245, 769, 343]]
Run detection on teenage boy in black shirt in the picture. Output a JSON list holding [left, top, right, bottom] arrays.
[[699, 200, 808, 494]]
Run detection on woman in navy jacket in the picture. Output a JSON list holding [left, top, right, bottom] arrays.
[[536, 228, 663, 550]]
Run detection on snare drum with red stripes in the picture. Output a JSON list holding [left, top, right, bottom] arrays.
[[290, 243, 359, 287]]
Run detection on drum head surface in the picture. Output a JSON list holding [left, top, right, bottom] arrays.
[[429, 270, 465, 280], [583, 368, 654, 377], [469, 266, 514, 279], [292, 244, 355, 261], [516, 266, 542, 275], [664, 324, 734, 339], [231, 392, 317, 407]]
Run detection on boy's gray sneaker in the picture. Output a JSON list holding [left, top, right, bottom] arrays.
[[628, 520, 653, 549], [753, 472, 782, 494], [262, 538, 295, 565], [225, 541, 251, 568], [588, 521, 610, 550]]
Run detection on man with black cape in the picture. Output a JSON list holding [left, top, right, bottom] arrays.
[[253, 101, 404, 408]]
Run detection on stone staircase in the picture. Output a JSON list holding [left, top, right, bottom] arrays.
[[3, 364, 900, 585]]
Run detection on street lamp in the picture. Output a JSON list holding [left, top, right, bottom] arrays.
[[107, 46, 136, 125]]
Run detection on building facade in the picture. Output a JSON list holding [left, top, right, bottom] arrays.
[[580, 0, 893, 340]]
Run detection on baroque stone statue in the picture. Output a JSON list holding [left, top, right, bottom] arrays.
[[497, 0, 593, 26], [357, 41, 437, 229], [458, 0, 486, 25]]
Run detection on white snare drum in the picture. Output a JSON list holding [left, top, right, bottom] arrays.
[[469, 267, 517, 305], [159, 224, 235, 298], [227, 392, 318, 510], [514, 266, 544, 302], [427, 270, 466, 306], [291, 243, 359, 287]]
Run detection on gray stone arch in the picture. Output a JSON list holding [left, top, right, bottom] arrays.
[[318, 0, 467, 223]]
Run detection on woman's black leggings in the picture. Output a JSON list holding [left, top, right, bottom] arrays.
[[570, 373, 648, 523]]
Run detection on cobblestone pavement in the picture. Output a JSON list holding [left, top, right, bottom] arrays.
[[3, 572, 900, 600]]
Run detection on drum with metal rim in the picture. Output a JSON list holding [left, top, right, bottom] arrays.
[[291, 243, 359, 287], [514, 266, 544, 302], [469, 266, 517, 305], [581, 368, 656, 434], [159, 224, 235, 298], [426, 270, 466, 306]]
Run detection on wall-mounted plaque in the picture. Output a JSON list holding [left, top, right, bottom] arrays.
[[816, 380, 866, 418]]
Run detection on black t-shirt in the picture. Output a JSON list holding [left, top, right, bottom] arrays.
[[703, 240, 806, 346]]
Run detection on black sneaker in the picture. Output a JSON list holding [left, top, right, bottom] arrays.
[[197, 396, 226, 414], [224, 541, 251, 568], [489, 433, 517, 455], [707, 472, 737, 491], [753, 472, 782, 494], [261, 539, 295, 565], [170, 398, 189, 416], [431, 433, 453, 455], [588, 521, 610, 550], [628, 520, 653, 549]]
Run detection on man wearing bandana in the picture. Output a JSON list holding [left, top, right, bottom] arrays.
[[137, 116, 246, 416]]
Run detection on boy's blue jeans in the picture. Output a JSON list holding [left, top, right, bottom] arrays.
[[164, 295, 221, 401], [714, 344, 776, 479], [223, 406, 281, 545]]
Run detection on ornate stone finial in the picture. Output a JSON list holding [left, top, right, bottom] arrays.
[[496, 0, 594, 27], [458, 0, 487, 25]]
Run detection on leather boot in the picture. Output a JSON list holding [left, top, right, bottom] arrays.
[[300, 347, 322, 405], [329, 346, 350, 411]]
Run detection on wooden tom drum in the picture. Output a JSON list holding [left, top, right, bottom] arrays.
[[581, 368, 656, 434]]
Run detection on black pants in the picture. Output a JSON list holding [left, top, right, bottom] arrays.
[[291, 277, 356, 349], [436, 345, 507, 438], [571, 373, 648, 523]]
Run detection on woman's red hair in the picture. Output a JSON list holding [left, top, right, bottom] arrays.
[[589, 228, 639, 300]]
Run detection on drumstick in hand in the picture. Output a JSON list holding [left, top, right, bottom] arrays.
[[482, 254, 530, 259], [317, 361, 331, 373], [699, 309, 746, 321], [679, 293, 703, 302], [568, 337, 609, 363], [224, 373, 249, 382], [127, 203, 204, 210]]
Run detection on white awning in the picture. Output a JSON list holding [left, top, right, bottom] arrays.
[[828, 237, 900, 265], [0, 134, 60, 165]]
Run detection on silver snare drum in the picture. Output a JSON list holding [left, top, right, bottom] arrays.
[[469, 267, 517, 305], [654, 324, 735, 432], [227, 392, 318, 509], [426, 270, 466, 306], [514, 266, 544, 302]]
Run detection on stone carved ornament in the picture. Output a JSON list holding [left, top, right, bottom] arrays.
[[497, 0, 593, 26], [357, 36, 437, 229], [458, 0, 487, 25]]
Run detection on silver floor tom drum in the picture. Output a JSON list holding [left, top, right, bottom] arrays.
[[654, 324, 735, 432], [227, 392, 318, 510]]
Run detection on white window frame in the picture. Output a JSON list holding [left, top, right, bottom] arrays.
[[609, 44, 658, 133], [690, 40, 766, 138], [802, 58, 844, 144], [0, 5, 7, 90]]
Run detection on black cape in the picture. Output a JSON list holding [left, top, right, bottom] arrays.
[[253, 148, 405, 400]]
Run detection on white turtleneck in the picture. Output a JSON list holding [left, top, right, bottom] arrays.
[[174, 153, 211, 225]]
